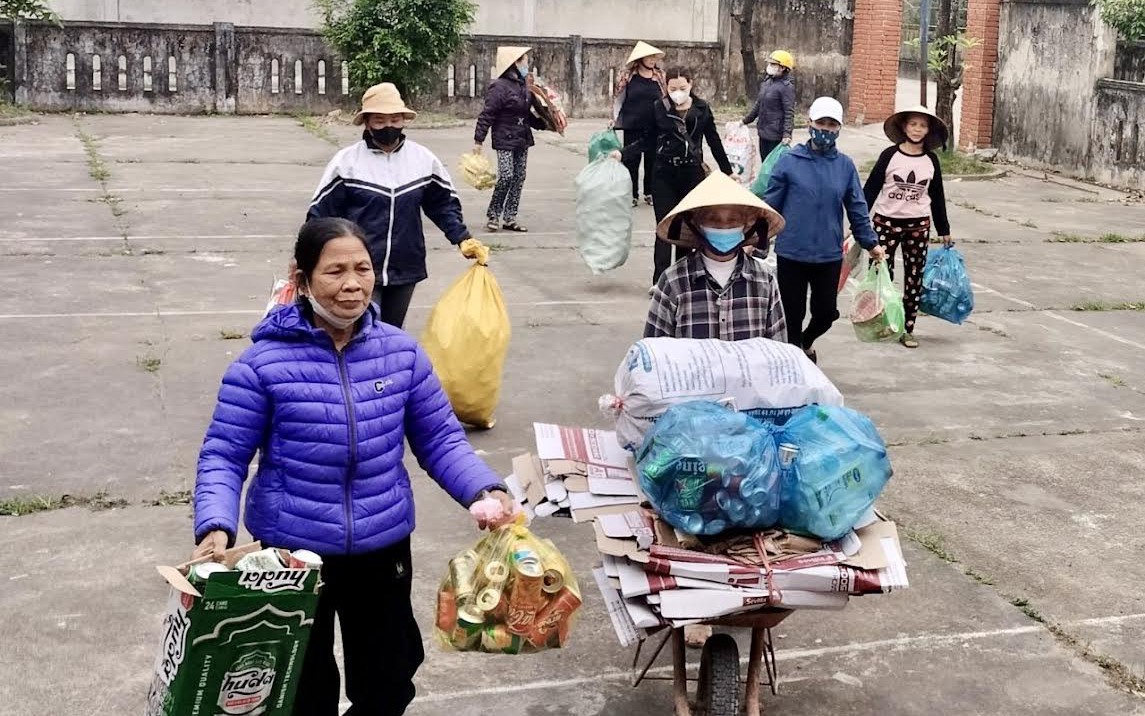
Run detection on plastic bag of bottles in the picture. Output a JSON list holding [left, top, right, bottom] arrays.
[[849, 261, 905, 342], [435, 522, 582, 654], [458, 152, 498, 190], [636, 401, 781, 536], [777, 405, 892, 541], [920, 245, 974, 324]]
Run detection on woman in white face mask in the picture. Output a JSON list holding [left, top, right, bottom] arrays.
[[742, 50, 797, 161], [611, 66, 734, 288]]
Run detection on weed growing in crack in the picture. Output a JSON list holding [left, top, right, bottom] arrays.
[[0, 490, 128, 516], [1071, 301, 1145, 312], [295, 114, 339, 146], [1099, 372, 1127, 388], [219, 328, 247, 340], [146, 489, 192, 506], [137, 355, 162, 373]]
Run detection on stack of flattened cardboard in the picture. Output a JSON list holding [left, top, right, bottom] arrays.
[[591, 510, 910, 647], [508, 423, 645, 523]]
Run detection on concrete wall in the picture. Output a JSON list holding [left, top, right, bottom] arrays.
[[1114, 42, 1145, 83], [720, 0, 854, 110], [2, 20, 720, 117], [46, 0, 722, 41], [993, 0, 1117, 171], [1091, 80, 1145, 190]]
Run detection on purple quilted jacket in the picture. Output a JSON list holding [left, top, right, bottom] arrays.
[[193, 303, 504, 556]]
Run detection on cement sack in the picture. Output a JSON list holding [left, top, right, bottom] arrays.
[[723, 122, 758, 186], [601, 337, 844, 451]]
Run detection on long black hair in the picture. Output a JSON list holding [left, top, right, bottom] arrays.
[[293, 218, 369, 281]]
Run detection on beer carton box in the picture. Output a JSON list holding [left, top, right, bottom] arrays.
[[145, 543, 322, 716]]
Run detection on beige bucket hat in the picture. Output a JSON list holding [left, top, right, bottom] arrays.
[[884, 105, 949, 151], [656, 172, 786, 248], [627, 41, 665, 65], [352, 82, 417, 125], [493, 46, 532, 79]]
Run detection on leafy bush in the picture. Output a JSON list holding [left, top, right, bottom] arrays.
[[314, 0, 477, 97], [0, 0, 59, 21], [1099, 0, 1145, 41]]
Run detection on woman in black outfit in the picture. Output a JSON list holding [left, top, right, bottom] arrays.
[[612, 41, 667, 207], [617, 66, 733, 286]]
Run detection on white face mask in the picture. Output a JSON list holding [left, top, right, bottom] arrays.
[[766, 64, 782, 77], [669, 89, 691, 105], [304, 282, 367, 330]]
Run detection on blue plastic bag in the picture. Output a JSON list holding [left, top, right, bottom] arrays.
[[777, 405, 892, 541], [920, 246, 974, 324], [636, 401, 781, 536]]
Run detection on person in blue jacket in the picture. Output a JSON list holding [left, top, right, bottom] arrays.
[[192, 217, 516, 716], [764, 97, 886, 363], [742, 50, 797, 161], [307, 82, 473, 329]]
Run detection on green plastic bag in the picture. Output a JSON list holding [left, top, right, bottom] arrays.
[[575, 157, 633, 274], [849, 261, 905, 342], [588, 129, 623, 163], [750, 144, 790, 198]]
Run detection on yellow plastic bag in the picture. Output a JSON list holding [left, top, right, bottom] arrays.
[[458, 153, 498, 190], [421, 239, 510, 428], [434, 522, 582, 654]]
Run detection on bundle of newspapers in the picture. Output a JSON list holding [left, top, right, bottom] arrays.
[[590, 509, 909, 646]]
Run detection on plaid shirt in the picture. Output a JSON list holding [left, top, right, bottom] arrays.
[[644, 253, 788, 342]]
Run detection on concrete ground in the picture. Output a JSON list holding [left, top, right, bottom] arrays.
[[2, 113, 1145, 715]]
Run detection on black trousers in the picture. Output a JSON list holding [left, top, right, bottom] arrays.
[[623, 129, 656, 199], [371, 283, 417, 329], [776, 256, 844, 350], [650, 164, 706, 285], [759, 138, 782, 162], [292, 539, 424, 716]]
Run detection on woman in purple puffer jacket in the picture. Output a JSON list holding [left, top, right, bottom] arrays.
[[192, 217, 515, 716]]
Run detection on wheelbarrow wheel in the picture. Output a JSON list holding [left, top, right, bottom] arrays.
[[696, 633, 740, 716]]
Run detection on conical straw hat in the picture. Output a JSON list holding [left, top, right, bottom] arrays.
[[493, 46, 532, 79], [656, 172, 785, 248], [627, 41, 665, 65], [884, 105, 949, 151], [352, 82, 417, 125]]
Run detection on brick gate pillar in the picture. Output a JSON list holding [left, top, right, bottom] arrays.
[[960, 0, 1001, 149], [847, 0, 902, 125]]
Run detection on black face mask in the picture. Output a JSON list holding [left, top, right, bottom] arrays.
[[365, 126, 404, 148]]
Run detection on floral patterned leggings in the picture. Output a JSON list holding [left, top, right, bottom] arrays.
[[873, 214, 931, 334]]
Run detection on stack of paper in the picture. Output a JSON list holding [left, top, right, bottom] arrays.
[[592, 510, 910, 646], [511, 423, 646, 523]]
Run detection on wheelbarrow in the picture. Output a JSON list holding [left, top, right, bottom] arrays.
[[631, 608, 793, 716]]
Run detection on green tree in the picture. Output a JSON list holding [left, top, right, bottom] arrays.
[[314, 0, 477, 97], [0, 0, 59, 21], [1099, 0, 1145, 41]]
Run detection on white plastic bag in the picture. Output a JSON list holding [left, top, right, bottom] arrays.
[[601, 337, 845, 451], [575, 157, 633, 274], [723, 122, 758, 186]]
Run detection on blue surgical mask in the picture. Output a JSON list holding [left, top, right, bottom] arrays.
[[700, 226, 746, 254], [809, 127, 840, 150], [516, 60, 530, 78]]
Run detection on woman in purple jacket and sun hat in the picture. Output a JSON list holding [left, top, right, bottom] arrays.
[[474, 45, 548, 233], [192, 217, 516, 716]]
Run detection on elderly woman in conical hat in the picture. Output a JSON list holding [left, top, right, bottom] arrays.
[[305, 82, 475, 329], [473, 46, 549, 233], [861, 105, 954, 348], [613, 41, 668, 207], [645, 172, 787, 342]]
